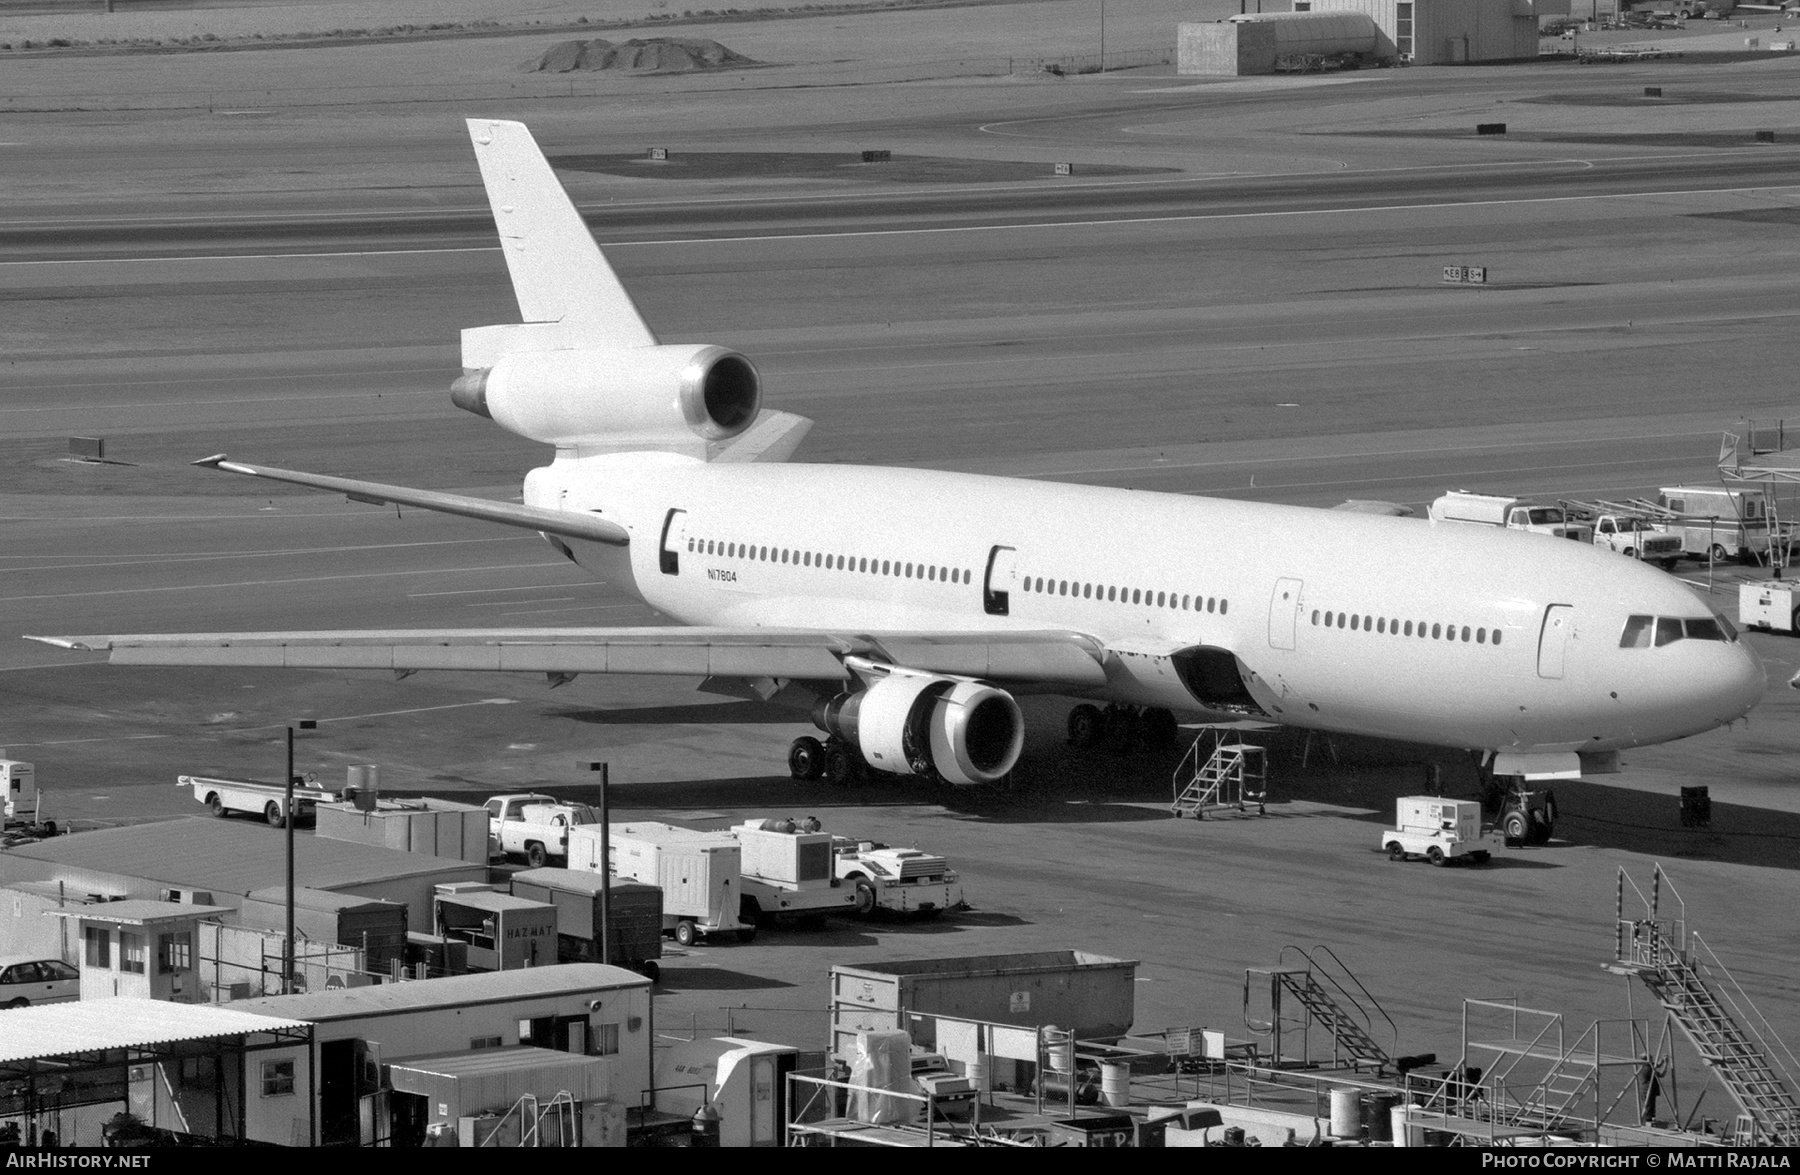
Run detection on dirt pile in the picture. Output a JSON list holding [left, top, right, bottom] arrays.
[[529, 37, 757, 73]]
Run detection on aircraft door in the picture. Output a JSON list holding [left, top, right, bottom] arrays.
[[659, 508, 688, 575], [1537, 604, 1573, 679], [1267, 577, 1303, 650], [983, 545, 1017, 616]]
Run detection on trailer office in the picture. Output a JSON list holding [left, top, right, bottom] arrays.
[[231, 964, 652, 1146]]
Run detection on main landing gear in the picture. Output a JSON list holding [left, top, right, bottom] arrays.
[[788, 735, 867, 787], [1476, 761, 1558, 846], [1066, 704, 1179, 753]]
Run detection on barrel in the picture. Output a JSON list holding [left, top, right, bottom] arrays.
[[966, 1055, 990, 1094], [1100, 1061, 1131, 1108], [1364, 1092, 1398, 1142], [1328, 1088, 1361, 1138], [1043, 1027, 1072, 1072]]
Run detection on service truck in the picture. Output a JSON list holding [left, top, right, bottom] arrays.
[[730, 818, 859, 925], [0, 756, 56, 844], [573, 821, 751, 945], [1739, 579, 1799, 635], [1590, 514, 1685, 567], [832, 837, 963, 918], [1428, 492, 1593, 542], [484, 793, 599, 867], [181, 773, 337, 827], [1656, 485, 1776, 564], [1381, 797, 1493, 866]]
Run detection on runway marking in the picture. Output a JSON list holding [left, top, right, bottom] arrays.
[[0, 385, 440, 405], [9, 181, 1797, 267], [410, 583, 594, 598], [228, 698, 518, 733], [3, 734, 167, 746], [499, 604, 641, 618], [0, 536, 535, 573], [0, 561, 569, 603], [468, 596, 577, 607]]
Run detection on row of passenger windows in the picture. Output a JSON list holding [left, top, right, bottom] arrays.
[[1619, 615, 1736, 648], [1022, 577, 1229, 615], [1312, 609, 1502, 646], [687, 537, 973, 585]]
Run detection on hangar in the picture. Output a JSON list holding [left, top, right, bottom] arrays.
[[1179, 0, 1569, 73]]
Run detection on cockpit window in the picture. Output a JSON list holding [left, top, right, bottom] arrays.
[[1684, 618, 1728, 642], [1622, 613, 1739, 648]]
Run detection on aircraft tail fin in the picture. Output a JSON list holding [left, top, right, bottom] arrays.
[[465, 118, 657, 352]]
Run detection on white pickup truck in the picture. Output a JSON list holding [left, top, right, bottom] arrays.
[[485, 793, 600, 867], [1592, 514, 1684, 568], [832, 838, 963, 918], [181, 773, 337, 828]]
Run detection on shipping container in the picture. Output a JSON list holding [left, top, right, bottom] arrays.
[[241, 886, 409, 975], [315, 798, 489, 865], [510, 867, 662, 978], [829, 950, 1137, 1059]]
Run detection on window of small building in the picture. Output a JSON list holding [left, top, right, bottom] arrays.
[[158, 932, 192, 974], [84, 926, 110, 969], [261, 1060, 296, 1098], [470, 1036, 503, 1050], [593, 1022, 621, 1057], [119, 932, 145, 975]]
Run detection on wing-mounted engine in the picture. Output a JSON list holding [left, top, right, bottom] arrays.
[[451, 341, 761, 453], [812, 663, 1025, 786]]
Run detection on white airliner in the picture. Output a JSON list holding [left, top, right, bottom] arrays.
[[32, 119, 1764, 802]]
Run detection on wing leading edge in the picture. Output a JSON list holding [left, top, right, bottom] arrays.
[[28, 627, 1110, 686], [191, 455, 629, 546]]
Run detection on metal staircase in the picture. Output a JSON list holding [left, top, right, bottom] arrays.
[[1605, 867, 1800, 1146], [1244, 946, 1394, 1072], [1171, 727, 1266, 819]]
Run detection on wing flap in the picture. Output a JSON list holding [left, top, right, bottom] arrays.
[[33, 628, 1108, 686], [192, 456, 629, 547]]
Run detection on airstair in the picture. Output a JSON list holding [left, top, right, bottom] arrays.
[[1170, 727, 1266, 819], [1604, 866, 1800, 1146], [1244, 946, 1394, 1073]]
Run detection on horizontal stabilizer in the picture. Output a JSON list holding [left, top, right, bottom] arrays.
[[709, 410, 814, 464], [191, 455, 629, 546], [29, 627, 1108, 686], [466, 118, 657, 350]]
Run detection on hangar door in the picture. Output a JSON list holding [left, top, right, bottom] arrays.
[[1537, 605, 1573, 679]]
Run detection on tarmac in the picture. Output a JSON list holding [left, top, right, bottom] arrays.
[[1, 2, 1798, 1115]]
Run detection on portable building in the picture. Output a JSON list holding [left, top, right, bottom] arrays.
[[231, 964, 652, 1146], [50, 900, 226, 1004], [433, 891, 557, 971]]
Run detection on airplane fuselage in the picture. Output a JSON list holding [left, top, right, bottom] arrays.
[[528, 452, 1766, 757]]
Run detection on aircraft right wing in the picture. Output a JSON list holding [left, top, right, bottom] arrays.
[[28, 627, 1111, 686], [190, 455, 630, 546]]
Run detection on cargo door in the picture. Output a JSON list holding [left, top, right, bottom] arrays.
[[1537, 605, 1573, 679], [1267, 577, 1303, 650]]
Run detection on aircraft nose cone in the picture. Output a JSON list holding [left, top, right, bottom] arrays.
[[1726, 642, 1767, 720]]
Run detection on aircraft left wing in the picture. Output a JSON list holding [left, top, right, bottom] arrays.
[[27, 627, 1111, 686], [190, 455, 629, 546]]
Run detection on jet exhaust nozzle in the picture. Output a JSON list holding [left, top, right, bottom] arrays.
[[450, 368, 492, 419]]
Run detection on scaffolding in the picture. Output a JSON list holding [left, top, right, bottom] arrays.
[[1243, 945, 1395, 1074], [1170, 726, 1267, 819]]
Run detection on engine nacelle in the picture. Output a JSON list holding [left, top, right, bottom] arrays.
[[814, 675, 1024, 786], [451, 343, 760, 447]]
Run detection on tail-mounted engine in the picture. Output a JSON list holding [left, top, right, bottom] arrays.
[[451, 343, 761, 449], [813, 671, 1024, 786]]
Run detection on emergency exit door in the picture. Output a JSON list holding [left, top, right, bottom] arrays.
[[983, 546, 1017, 616], [1537, 605, 1573, 679]]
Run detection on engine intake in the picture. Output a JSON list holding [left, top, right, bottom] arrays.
[[814, 675, 1024, 786], [450, 342, 761, 447]]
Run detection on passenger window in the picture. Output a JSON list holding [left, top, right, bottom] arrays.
[[1350, 614, 1360, 631], [1655, 617, 1683, 647], [1477, 628, 1486, 644], [881, 560, 890, 574], [906, 563, 914, 577], [1431, 624, 1441, 639], [1083, 584, 1093, 598], [1312, 610, 1320, 625], [1220, 600, 1227, 615], [1461, 626, 1471, 642], [1493, 629, 1502, 646], [1684, 618, 1727, 642], [1376, 618, 1385, 633], [1207, 598, 1216, 613]]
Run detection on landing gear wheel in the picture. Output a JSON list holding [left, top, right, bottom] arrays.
[[1386, 841, 1405, 862], [673, 920, 696, 947], [853, 880, 877, 917], [1426, 846, 1446, 867], [825, 743, 861, 788], [525, 842, 548, 869], [207, 794, 225, 818], [1503, 810, 1529, 844], [1067, 704, 1103, 748], [788, 736, 825, 781], [264, 802, 285, 828]]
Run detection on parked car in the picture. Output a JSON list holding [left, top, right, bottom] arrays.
[[0, 956, 79, 1007]]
